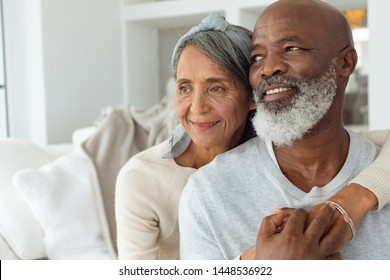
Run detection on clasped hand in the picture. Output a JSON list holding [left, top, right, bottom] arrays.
[[242, 203, 351, 260]]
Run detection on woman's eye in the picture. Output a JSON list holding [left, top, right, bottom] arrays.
[[178, 86, 190, 93], [210, 86, 225, 92]]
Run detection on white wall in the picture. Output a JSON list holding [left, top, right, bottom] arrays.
[[368, 0, 390, 130], [3, 0, 123, 144], [124, 23, 160, 108], [158, 26, 190, 98]]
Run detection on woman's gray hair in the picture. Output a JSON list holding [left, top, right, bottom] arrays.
[[164, 13, 253, 133], [170, 13, 252, 94]]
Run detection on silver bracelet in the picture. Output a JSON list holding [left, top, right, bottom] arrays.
[[326, 200, 356, 240]]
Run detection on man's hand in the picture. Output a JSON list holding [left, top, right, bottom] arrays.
[[305, 202, 352, 252], [254, 204, 349, 259]]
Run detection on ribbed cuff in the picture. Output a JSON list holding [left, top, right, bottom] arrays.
[[351, 166, 390, 211]]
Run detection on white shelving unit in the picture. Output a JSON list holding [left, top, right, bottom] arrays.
[[121, 0, 367, 109]]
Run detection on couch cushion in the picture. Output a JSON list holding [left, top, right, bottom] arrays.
[[0, 232, 20, 259], [0, 138, 57, 259], [13, 147, 116, 259]]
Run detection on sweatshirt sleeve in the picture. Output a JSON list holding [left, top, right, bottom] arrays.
[[115, 162, 161, 259], [352, 129, 390, 211]]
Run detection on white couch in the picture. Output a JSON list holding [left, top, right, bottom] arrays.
[[0, 126, 102, 259], [0, 104, 170, 260], [0, 138, 76, 259]]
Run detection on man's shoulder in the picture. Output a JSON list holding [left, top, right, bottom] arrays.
[[349, 129, 378, 157], [348, 129, 378, 168], [186, 137, 265, 189], [216, 136, 263, 161]]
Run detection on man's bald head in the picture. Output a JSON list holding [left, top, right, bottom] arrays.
[[257, 0, 354, 52]]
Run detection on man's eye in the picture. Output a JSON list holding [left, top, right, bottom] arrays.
[[285, 46, 300, 52], [251, 55, 264, 63]]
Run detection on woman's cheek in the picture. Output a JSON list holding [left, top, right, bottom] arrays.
[[174, 100, 188, 120]]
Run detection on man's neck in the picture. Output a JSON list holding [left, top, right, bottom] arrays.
[[274, 125, 350, 193]]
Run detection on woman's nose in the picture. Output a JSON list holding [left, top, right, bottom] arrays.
[[190, 91, 210, 115]]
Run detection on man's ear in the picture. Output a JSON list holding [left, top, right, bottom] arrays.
[[339, 47, 358, 77], [248, 96, 257, 110], [250, 99, 257, 110]]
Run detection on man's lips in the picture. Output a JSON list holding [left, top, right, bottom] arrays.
[[261, 85, 294, 102], [262, 84, 293, 95], [265, 87, 291, 95]]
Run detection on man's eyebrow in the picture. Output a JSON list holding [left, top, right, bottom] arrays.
[[249, 43, 263, 52], [250, 36, 302, 51], [278, 36, 301, 43]]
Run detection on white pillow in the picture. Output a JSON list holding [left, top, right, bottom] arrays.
[[13, 147, 116, 259], [0, 233, 20, 259], [0, 138, 54, 259]]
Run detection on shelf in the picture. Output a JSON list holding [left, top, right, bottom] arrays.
[[122, 0, 226, 28], [122, 0, 367, 28]]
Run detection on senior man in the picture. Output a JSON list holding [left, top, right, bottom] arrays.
[[179, 0, 390, 260]]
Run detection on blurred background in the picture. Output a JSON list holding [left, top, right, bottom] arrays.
[[0, 0, 388, 145]]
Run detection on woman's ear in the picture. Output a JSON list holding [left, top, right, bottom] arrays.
[[339, 47, 358, 77]]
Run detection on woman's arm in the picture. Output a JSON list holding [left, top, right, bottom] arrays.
[[327, 129, 390, 234], [351, 129, 390, 211], [115, 162, 161, 260]]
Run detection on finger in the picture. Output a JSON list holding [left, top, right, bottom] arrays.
[[282, 208, 308, 235], [258, 212, 287, 240], [305, 203, 335, 240], [274, 207, 297, 215], [319, 214, 350, 255], [272, 208, 295, 228], [325, 252, 341, 260]]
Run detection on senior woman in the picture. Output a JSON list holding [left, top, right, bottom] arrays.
[[115, 12, 390, 260]]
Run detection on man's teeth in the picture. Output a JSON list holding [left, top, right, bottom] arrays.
[[265, 87, 290, 95]]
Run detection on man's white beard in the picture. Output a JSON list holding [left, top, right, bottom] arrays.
[[252, 59, 337, 147]]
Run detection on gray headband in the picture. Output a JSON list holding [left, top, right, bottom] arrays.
[[171, 12, 251, 67]]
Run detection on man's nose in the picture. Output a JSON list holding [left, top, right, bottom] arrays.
[[261, 54, 287, 78]]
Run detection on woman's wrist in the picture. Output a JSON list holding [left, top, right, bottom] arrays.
[[329, 183, 377, 229]]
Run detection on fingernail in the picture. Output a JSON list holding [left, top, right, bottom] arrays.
[[272, 208, 281, 214]]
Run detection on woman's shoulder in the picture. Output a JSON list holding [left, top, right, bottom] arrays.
[[122, 140, 171, 169], [117, 139, 193, 189]]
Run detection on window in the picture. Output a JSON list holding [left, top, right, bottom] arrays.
[[0, 0, 7, 139]]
